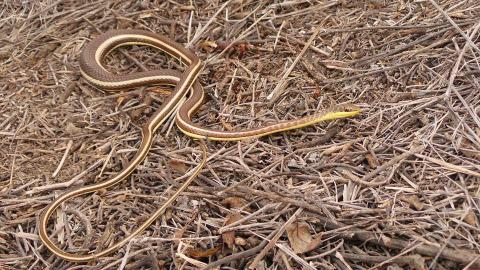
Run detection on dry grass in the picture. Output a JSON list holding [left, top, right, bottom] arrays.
[[1, 0, 480, 269]]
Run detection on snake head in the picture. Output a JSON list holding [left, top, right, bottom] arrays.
[[328, 103, 362, 119]]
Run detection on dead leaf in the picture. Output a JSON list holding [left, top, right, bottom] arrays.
[[399, 195, 424, 211], [222, 197, 248, 209], [220, 118, 234, 131], [365, 153, 379, 168], [222, 212, 242, 249], [402, 254, 426, 270], [114, 194, 128, 202], [286, 222, 322, 254], [367, 0, 385, 8], [464, 210, 478, 227], [116, 95, 127, 106], [169, 160, 188, 174], [199, 40, 218, 52], [65, 122, 82, 135], [186, 245, 222, 258], [164, 207, 173, 221], [235, 237, 247, 246], [172, 226, 188, 246]]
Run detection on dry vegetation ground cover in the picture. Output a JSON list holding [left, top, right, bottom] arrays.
[[1, 0, 480, 269]]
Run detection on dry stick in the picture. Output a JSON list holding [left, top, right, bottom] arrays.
[[366, 241, 425, 270], [258, 22, 329, 56], [276, 243, 315, 270], [51, 140, 73, 178], [187, 0, 233, 47], [329, 219, 480, 267], [279, 250, 295, 270], [444, 21, 480, 144], [225, 188, 480, 266], [413, 151, 480, 178], [177, 253, 207, 268], [462, 257, 480, 270], [25, 159, 104, 195], [446, 102, 480, 149], [325, 60, 418, 84], [277, 34, 330, 56], [355, 145, 425, 186], [218, 203, 279, 233], [266, 25, 322, 103], [384, 142, 480, 177], [428, 0, 480, 55], [305, 239, 344, 261], [429, 211, 466, 270], [208, 9, 271, 64], [319, 19, 478, 34], [248, 208, 304, 269], [119, 49, 149, 72], [340, 253, 424, 267], [352, 25, 453, 66], [444, 22, 480, 98], [369, 234, 480, 268], [202, 229, 278, 270], [237, 186, 341, 213]]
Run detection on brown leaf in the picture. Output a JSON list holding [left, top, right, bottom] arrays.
[[114, 194, 128, 202], [399, 195, 424, 211], [222, 197, 248, 209], [220, 118, 234, 131], [65, 122, 82, 135], [173, 226, 188, 246], [367, 0, 385, 8], [235, 237, 247, 246], [186, 245, 222, 258], [464, 210, 478, 227], [116, 95, 127, 106], [169, 160, 188, 174], [365, 153, 379, 168], [222, 212, 242, 249], [405, 254, 427, 270], [286, 222, 322, 254], [199, 40, 218, 52], [163, 207, 173, 223]]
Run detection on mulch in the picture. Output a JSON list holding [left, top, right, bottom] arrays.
[[1, 1, 479, 269]]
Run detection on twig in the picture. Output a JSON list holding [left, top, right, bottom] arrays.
[[248, 208, 303, 269], [266, 25, 322, 103], [52, 140, 73, 178], [202, 229, 278, 270], [428, 0, 480, 55], [26, 159, 104, 195]]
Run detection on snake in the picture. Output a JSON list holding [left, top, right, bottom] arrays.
[[38, 29, 361, 262]]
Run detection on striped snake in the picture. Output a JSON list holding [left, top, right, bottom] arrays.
[[39, 29, 360, 262]]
